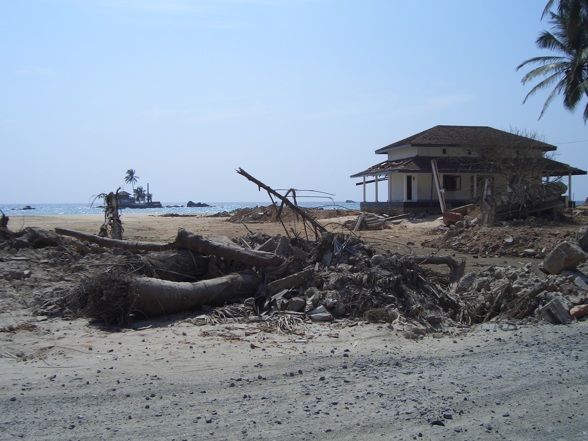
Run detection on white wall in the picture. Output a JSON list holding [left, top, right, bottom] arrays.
[[386, 146, 475, 160], [389, 174, 405, 201], [385, 145, 546, 161]]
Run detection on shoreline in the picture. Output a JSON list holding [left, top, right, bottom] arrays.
[[6, 212, 363, 243]]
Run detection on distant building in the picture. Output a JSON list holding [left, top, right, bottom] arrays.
[[117, 191, 136, 206], [351, 125, 586, 215]]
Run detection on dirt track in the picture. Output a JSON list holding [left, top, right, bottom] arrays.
[[2, 316, 587, 440]]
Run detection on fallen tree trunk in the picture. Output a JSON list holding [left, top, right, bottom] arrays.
[[142, 250, 210, 282], [55, 227, 172, 252], [55, 227, 285, 268], [131, 271, 261, 317], [174, 228, 285, 267]]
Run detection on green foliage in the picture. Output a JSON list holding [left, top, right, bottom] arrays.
[[124, 169, 139, 189], [517, 0, 588, 121], [133, 186, 146, 203]]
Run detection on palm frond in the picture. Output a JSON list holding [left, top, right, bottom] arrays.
[[518, 0, 588, 121], [517, 56, 567, 71]]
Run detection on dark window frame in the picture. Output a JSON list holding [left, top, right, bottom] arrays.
[[443, 174, 461, 191]]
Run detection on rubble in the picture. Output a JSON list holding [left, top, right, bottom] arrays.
[[541, 241, 587, 275], [423, 215, 583, 259], [3, 217, 588, 336], [453, 260, 588, 326], [2, 170, 587, 335], [570, 304, 588, 319], [538, 298, 573, 324]]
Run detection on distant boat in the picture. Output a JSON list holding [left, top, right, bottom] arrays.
[[345, 200, 356, 203]]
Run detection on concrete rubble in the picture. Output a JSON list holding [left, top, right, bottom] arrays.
[[2, 219, 588, 336]]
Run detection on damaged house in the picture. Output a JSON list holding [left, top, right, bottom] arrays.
[[350, 125, 586, 217]]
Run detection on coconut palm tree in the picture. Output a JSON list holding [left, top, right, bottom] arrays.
[[124, 169, 139, 191], [517, 0, 588, 121], [133, 186, 146, 203]]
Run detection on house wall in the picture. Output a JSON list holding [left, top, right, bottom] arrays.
[[416, 174, 434, 201], [385, 146, 474, 160], [385, 147, 416, 161], [385, 146, 545, 161], [383, 172, 480, 204], [388, 174, 405, 201], [441, 173, 477, 200]]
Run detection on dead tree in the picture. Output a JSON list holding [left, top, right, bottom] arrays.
[[460, 128, 564, 224], [99, 189, 123, 239], [55, 227, 286, 268], [236, 168, 327, 240], [174, 228, 286, 268]]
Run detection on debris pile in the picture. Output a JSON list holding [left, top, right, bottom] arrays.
[[51, 228, 462, 335], [454, 227, 588, 325], [226, 205, 357, 224], [341, 212, 394, 231], [2, 220, 588, 337], [423, 215, 581, 259], [453, 263, 588, 325], [2, 169, 587, 337]]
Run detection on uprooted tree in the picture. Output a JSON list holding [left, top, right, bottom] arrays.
[[92, 188, 124, 239]]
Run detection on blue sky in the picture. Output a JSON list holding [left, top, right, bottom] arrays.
[[1, 0, 587, 204]]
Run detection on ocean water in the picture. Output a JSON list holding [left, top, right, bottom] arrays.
[[0, 201, 361, 216]]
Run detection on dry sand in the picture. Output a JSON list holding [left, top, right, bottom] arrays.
[[1, 214, 587, 440]]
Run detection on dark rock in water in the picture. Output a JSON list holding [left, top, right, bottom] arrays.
[[187, 201, 211, 208], [12, 205, 35, 211], [345, 200, 355, 203]]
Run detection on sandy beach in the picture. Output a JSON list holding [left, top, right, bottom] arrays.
[[1, 212, 587, 440]]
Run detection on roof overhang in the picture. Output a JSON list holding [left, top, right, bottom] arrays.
[[350, 156, 587, 179]]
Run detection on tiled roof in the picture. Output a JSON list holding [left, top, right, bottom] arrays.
[[350, 156, 587, 178], [375, 125, 557, 154]]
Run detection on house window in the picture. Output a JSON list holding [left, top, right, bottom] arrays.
[[443, 175, 461, 191]]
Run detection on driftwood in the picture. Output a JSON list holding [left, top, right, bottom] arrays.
[[174, 228, 285, 268], [236, 167, 327, 239], [55, 228, 286, 269], [131, 271, 260, 317], [402, 255, 466, 284], [55, 227, 172, 252]]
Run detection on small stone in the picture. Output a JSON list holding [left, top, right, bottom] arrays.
[[570, 304, 588, 319]]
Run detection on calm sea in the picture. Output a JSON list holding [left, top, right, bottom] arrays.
[[0, 201, 361, 216]]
